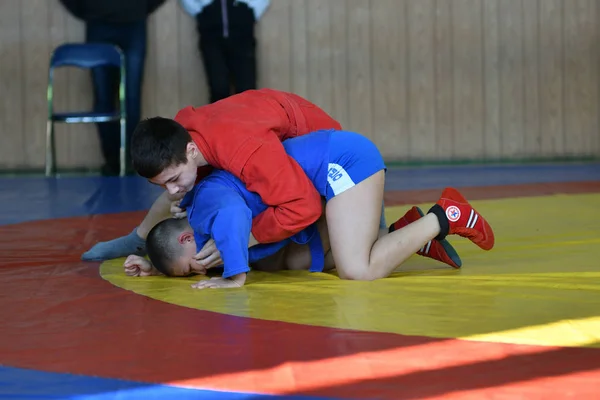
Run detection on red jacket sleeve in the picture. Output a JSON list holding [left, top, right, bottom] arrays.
[[239, 138, 323, 243]]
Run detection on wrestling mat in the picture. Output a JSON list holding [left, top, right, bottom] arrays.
[[1, 163, 599, 399]]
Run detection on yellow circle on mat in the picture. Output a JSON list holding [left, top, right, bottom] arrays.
[[101, 194, 600, 348]]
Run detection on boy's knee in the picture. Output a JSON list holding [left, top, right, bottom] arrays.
[[337, 263, 375, 281]]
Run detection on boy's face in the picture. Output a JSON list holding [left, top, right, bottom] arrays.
[[169, 232, 208, 277], [150, 143, 201, 195]]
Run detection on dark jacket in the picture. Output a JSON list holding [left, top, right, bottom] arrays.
[[196, 0, 255, 37], [59, 0, 167, 24]]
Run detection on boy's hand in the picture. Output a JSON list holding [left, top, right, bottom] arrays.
[[194, 239, 223, 269], [191, 273, 246, 289], [170, 200, 187, 219], [123, 254, 160, 277]]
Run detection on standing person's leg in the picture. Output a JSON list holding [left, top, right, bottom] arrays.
[[228, 36, 257, 94], [227, 16, 257, 95], [199, 33, 231, 103], [121, 20, 147, 171], [86, 22, 121, 175]]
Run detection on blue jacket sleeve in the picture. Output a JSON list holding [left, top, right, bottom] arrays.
[[210, 206, 252, 278], [187, 184, 253, 279]]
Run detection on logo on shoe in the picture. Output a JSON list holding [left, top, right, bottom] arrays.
[[446, 206, 461, 222]]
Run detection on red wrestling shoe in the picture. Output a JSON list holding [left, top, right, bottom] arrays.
[[389, 206, 462, 269], [431, 188, 495, 251]]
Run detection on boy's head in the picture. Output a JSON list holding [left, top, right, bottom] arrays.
[[146, 218, 207, 277], [131, 117, 202, 195]]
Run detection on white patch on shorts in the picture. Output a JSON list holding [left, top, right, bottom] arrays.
[[327, 163, 355, 196]]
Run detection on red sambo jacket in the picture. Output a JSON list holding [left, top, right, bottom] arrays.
[[174, 88, 341, 244]]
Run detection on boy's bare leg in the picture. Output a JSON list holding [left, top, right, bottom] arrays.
[[82, 190, 183, 261], [252, 215, 335, 272], [326, 170, 442, 281]]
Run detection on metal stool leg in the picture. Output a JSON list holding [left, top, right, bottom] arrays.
[[45, 119, 56, 177], [119, 117, 126, 177]]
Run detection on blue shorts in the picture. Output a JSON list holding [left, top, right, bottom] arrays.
[[325, 131, 387, 229]]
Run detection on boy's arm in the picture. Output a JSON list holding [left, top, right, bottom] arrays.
[[188, 188, 253, 285], [208, 206, 253, 280], [240, 140, 322, 244]]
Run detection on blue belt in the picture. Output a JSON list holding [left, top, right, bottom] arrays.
[[307, 232, 325, 272], [291, 224, 325, 272]]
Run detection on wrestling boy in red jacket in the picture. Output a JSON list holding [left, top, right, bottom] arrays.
[[82, 88, 341, 260]]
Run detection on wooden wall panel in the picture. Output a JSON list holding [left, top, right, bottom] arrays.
[[1, 0, 599, 171], [371, 0, 408, 160], [0, 0, 24, 168], [258, 0, 292, 92], [522, 0, 541, 156], [289, 0, 309, 98], [346, 0, 373, 143], [329, 0, 349, 130], [306, 0, 333, 112], [177, 5, 208, 108], [153, 2, 181, 119], [498, 0, 525, 158], [21, 0, 49, 167], [539, 0, 565, 157], [482, 0, 501, 159], [433, 0, 454, 159], [452, 0, 485, 159], [564, 0, 598, 156], [407, 0, 436, 159]]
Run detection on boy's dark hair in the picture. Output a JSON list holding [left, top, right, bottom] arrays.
[[131, 117, 192, 179], [146, 218, 190, 276]]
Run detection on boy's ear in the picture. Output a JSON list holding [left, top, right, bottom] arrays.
[[178, 231, 194, 245], [186, 142, 198, 159]]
